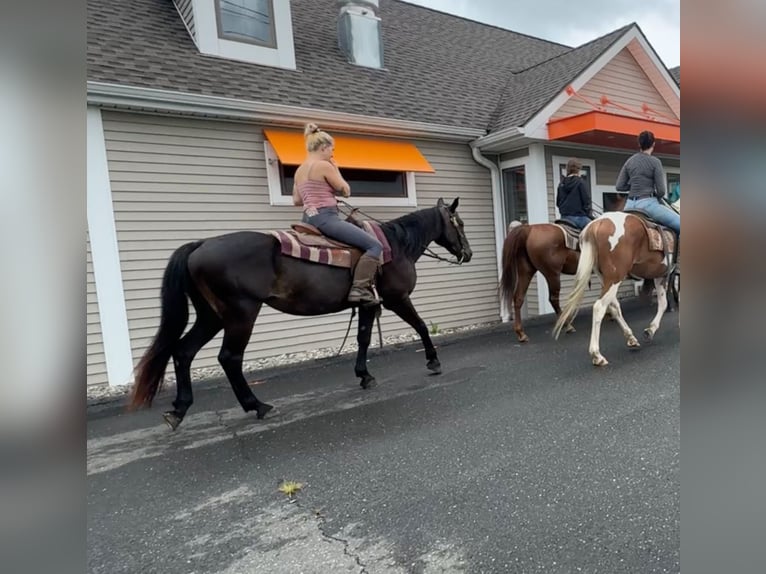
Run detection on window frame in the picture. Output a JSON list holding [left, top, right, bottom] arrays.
[[191, 0, 296, 70], [215, 0, 277, 48], [264, 141, 418, 207]]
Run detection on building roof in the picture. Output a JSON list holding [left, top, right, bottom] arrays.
[[669, 66, 680, 85], [489, 25, 632, 132], [86, 0, 642, 132]]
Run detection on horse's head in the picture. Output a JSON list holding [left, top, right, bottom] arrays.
[[435, 198, 473, 263]]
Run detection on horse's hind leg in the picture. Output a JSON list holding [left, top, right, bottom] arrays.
[[607, 297, 640, 350], [163, 313, 222, 431], [385, 296, 441, 374], [218, 306, 273, 419], [513, 262, 534, 343], [354, 305, 379, 389], [590, 283, 620, 366], [644, 277, 669, 342], [541, 268, 575, 335]]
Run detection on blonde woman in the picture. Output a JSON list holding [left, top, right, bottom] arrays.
[[292, 123, 383, 305]]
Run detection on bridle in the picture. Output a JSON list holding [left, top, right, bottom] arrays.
[[338, 200, 467, 265]]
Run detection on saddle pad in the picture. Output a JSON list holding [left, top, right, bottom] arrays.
[[626, 210, 676, 255], [269, 230, 353, 268], [646, 227, 676, 255], [553, 223, 581, 251], [268, 221, 392, 268]]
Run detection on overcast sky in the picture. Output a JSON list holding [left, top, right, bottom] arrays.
[[402, 0, 680, 68]]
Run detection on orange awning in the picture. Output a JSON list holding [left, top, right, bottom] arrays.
[[547, 111, 680, 155], [263, 129, 435, 172]]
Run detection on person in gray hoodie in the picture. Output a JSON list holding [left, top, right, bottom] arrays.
[[556, 158, 594, 229]]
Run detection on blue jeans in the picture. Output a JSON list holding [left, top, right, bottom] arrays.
[[561, 215, 592, 230], [625, 197, 680, 236], [303, 207, 383, 258]]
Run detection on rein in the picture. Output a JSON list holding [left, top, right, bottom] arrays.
[[337, 200, 466, 266]]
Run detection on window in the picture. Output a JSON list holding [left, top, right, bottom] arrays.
[[502, 166, 528, 225], [667, 171, 680, 204], [265, 142, 418, 207], [216, 0, 275, 47], [185, 0, 296, 70], [280, 166, 407, 199]]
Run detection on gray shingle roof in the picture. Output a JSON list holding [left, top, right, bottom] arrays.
[[669, 66, 680, 85], [87, 0, 627, 131], [488, 25, 632, 131]]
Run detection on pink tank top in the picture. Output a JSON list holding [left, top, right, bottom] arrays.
[[297, 162, 338, 213]]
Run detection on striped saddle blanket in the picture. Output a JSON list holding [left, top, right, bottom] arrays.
[[269, 220, 392, 269]]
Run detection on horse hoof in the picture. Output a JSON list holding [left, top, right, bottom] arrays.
[[427, 359, 442, 375], [565, 325, 576, 334], [643, 328, 655, 343], [627, 336, 641, 349], [256, 403, 274, 419], [592, 356, 609, 367], [517, 334, 529, 343], [360, 375, 377, 389], [163, 411, 182, 431]]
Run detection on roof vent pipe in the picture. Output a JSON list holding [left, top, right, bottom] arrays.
[[337, 0, 384, 69]]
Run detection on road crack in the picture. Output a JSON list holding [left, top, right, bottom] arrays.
[[312, 509, 369, 574], [214, 410, 253, 463]]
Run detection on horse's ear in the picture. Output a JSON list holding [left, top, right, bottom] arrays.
[[449, 197, 459, 213], [437, 197, 445, 208]]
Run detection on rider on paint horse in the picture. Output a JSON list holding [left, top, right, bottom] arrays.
[[617, 131, 680, 236]]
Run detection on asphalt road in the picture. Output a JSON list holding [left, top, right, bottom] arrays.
[[87, 303, 679, 574]]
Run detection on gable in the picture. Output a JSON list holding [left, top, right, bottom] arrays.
[[552, 47, 679, 123]]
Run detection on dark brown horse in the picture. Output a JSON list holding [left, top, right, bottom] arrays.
[[129, 198, 472, 429], [499, 221, 580, 342], [553, 212, 678, 366]]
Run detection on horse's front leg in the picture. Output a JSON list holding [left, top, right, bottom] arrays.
[[385, 296, 441, 374], [354, 305, 379, 389]]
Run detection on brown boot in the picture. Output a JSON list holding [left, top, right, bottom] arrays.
[[348, 254, 380, 305]]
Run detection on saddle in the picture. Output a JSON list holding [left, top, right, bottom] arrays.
[[268, 219, 392, 270], [553, 219, 583, 251], [623, 209, 677, 257]]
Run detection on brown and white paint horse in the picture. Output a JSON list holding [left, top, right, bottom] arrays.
[[553, 212, 677, 366]]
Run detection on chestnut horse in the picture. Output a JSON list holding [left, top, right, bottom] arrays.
[[499, 221, 580, 342], [129, 198, 472, 430], [553, 212, 678, 366]]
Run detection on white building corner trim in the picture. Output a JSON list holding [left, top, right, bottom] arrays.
[[526, 144, 555, 315], [87, 107, 134, 387]]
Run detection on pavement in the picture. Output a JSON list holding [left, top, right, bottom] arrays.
[[87, 300, 679, 574]]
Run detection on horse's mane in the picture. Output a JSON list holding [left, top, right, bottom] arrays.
[[380, 207, 442, 260]]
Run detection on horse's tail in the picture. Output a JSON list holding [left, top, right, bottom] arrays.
[[129, 240, 203, 409], [553, 223, 597, 339], [499, 223, 530, 310]]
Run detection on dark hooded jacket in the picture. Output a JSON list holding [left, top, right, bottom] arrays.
[[556, 175, 592, 218]]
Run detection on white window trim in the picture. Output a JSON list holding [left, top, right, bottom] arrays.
[[192, 0, 296, 69], [551, 154, 599, 219], [264, 141, 418, 207]]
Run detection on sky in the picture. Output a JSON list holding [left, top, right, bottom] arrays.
[[401, 0, 680, 69]]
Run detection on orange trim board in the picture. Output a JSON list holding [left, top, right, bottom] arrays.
[[547, 111, 680, 143], [264, 129, 435, 173]]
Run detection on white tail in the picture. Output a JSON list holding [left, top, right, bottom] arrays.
[[553, 225, 597, 339]]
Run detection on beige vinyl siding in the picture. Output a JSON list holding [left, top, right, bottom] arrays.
[[552, 48, 678, 122], [544, 146, 636, 307], [499, 148, 528, 163], [87, 232, 108, 387], [174, 0, 196, 41], [102, 111, 500, 372]]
